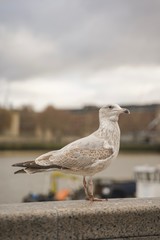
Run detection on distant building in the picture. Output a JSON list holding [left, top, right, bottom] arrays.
[[9, 111, 20, 137], [120, 104, 160, 144], [3, 111, 20, 137]]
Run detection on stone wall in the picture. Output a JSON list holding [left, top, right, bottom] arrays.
[[0, 198, 160, 240]]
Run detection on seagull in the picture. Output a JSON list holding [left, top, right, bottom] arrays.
[[12, 104, 130, 201]]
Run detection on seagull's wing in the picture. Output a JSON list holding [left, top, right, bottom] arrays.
[[35, 135, 113, 170]]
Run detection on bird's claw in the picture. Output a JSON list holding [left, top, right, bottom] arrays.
[[86, 196, 108, 202]]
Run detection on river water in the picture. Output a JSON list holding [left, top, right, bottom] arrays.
[[0, 150, 159, 204]]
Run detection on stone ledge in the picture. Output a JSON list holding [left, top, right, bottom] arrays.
[[0, 198, 160, 240]]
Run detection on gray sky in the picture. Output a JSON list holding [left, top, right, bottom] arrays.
[[0, 0, 160, 109]]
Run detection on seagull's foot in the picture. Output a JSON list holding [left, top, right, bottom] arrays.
[[91, 197, 108, 202], [86, 195, 108, 202]]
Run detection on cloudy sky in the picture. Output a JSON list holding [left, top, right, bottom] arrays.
[[0, 0, 160, 109]]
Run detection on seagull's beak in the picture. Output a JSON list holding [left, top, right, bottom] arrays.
[[121, 108, 130, 114]]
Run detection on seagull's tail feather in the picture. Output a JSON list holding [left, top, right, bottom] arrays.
[[14, 169, 26, 174], [12, 160, 70, 174], [12, 161, 39, 174], [14, 168, 45, 174], [12, 161, 38, 168], [24, 168, 45, 174], [14, 168, 44, 174]]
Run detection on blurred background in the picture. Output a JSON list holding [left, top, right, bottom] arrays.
[[0, 0, 160, 204]]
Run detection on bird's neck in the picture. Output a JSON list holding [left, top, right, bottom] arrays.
[[96, 119, 120, 152], [98, 118, 120, 140], [99, 117, 118, 129]]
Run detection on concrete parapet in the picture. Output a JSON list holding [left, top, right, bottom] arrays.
[[0, 198, 160, 240]]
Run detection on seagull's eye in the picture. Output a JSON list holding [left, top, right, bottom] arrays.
[[108, 105, 113, 109]]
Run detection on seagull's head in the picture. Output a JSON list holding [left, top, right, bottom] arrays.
[[99, 104, 130, 122]]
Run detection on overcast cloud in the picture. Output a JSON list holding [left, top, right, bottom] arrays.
[[0, 0, 160, 109]]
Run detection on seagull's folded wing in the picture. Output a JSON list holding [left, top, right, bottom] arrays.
[[35, 136, 114, 170]]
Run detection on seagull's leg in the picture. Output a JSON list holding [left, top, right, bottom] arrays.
[[87, 177, 107, 202], [87, 177, 95, 201], [83, 176, 90, 199]]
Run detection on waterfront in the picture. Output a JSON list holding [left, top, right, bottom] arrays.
[[0, 150, 159, 204]]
